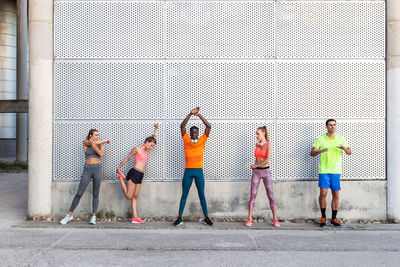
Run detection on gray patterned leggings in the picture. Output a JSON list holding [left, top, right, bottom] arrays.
[[69, 163, 102, 214]]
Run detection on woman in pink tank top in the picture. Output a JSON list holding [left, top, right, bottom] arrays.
[[116, 123, 158, 224]]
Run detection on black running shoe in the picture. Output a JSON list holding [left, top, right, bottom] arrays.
[[202, 216, 213, 226], [320, 217, 327, 227], [173, 217, 183, 227], [330, 218, 341, 227]]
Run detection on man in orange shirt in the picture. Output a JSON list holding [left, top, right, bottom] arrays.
[[173, 107, 213, 226]]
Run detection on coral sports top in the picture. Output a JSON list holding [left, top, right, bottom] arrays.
[[134, 147, 148, 163], [254, 143, 268, 159]]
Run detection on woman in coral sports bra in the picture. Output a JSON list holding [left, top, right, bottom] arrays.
[[245, 126, 280, 227], [116, 123, 158, 224]]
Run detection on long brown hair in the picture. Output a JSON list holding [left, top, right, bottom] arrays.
[[86, 129, 98, 140], [257, 126, 269, 143]]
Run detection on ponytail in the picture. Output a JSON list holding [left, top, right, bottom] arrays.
[[257, 126, 269, 143]]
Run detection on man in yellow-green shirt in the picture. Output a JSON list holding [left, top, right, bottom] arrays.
[[310, 119, 351, 227]]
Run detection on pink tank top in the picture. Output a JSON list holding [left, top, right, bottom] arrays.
[[134, 147, 148, 163]]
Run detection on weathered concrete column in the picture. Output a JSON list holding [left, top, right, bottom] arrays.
[[28, 0, 53, 216], [16, 0, 28, 162], [387, 0, 400, 220]]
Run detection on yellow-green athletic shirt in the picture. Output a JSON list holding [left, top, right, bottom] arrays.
[[312, 134, 349, 174]]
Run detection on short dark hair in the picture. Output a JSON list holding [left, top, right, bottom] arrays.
[[325, 119, 336, 126], [144, 136, 157, 144], [190, 126, 199, 132]]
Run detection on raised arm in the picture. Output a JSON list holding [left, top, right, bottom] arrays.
[[83, 139, 110, 146], [180, 107, 198, 136], [196, 113, 211, 137], [90, 143, 105, 157], [152, 123, 159, 139], [116, 147, 138, 173]]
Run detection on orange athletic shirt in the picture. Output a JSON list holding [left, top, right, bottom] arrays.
[[183, 133, 208, 169]]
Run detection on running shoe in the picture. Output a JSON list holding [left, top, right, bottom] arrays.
[[60, 214, 73, 225], [330, 218, 341, 227], [90, 215, 96, 225], [273, 219, 280, 227], [245, 218, 252, 227], [117, 170, 125, 180], [320, 217, 327, 227], [131, 217, 145, 224], [173, 216, 183, 227], [202, 216, 213, 226]]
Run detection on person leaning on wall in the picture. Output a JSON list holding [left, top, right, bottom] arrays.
[[60, 129, 110, 225]]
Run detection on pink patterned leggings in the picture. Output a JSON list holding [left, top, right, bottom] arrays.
[[249, 168, 276, 209]]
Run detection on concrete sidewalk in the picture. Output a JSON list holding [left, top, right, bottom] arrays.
[[16, 220, 400, 231]]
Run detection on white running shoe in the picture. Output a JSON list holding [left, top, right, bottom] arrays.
[[90, 215, 96, 225], [60, 214, 73, 225]]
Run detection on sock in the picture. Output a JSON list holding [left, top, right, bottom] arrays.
[[332, 210, 338, 220], [321, 208, 326, 218]]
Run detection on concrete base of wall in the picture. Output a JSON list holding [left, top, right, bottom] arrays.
[[52, 180, 387, 220]]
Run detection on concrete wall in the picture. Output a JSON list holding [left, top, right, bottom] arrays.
[[52, 180, 387, 220]]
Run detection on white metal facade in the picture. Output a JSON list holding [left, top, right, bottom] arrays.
[[53, 1, 385, 181]]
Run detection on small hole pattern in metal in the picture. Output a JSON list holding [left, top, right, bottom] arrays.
[[54, 1, 164, 59], [276, 60, 385, 119], [54, 1, 384, 59], [165, 1, 275, 58], [276, 1, 385, 58], [275, 120, 385, 180], [165, 61, 275, 119], [54, 61, 164, 119]]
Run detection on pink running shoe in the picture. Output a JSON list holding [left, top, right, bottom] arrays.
[[117, 170, 125, 180], [131, 217, 145, 224], [245, 218, 252, 227], [273, 219, 280, 227]]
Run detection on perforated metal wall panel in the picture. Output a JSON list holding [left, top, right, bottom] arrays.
[[165, 1, 275, 58], [276, 61, 385, 119], [53, 1, 386, 182], [54, 1, 163, 58], [166, 61, 275, 119], [54, 122, 164, 181], [54, 61, 164, 119], [275, 121, 385, 180], [276, 2, 385, 58]]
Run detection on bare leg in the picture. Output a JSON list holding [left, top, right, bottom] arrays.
[[319, 188, 328, 209], [248, 207, 254, 220], [119, 179, 135, 200], [131, 184, 142, 218], [271, 207, 277, 221], [331, 190, 340, 210]]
